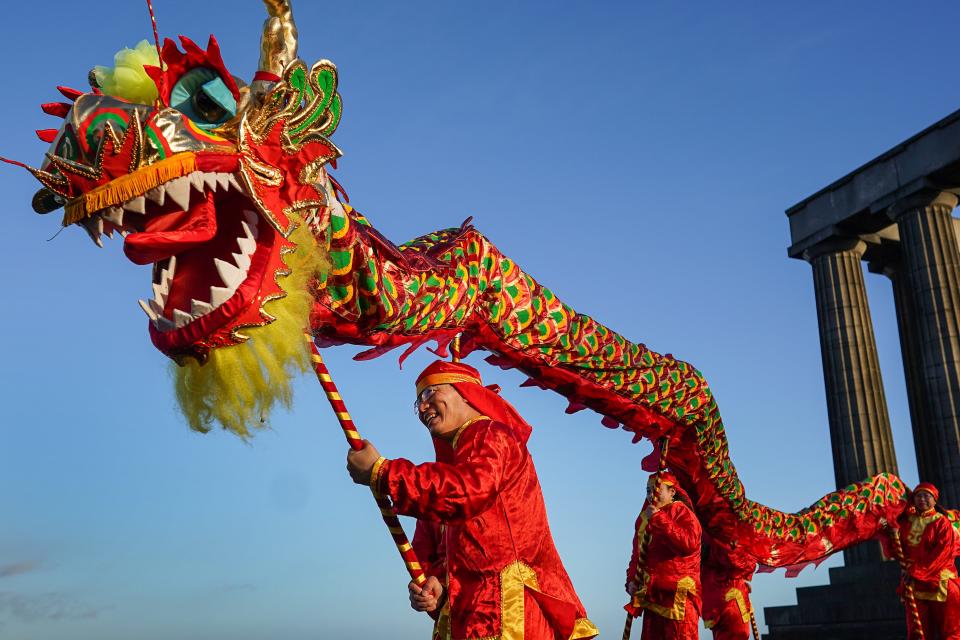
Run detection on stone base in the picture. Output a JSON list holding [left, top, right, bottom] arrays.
[[763, 560, 905, 640]]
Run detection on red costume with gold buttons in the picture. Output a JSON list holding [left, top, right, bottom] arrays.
[[376, 361, 597, 640], [625, 473, 702, 640], [881, 483, 960, 640]]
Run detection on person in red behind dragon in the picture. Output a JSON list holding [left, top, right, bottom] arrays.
[[625, 471, 702, 639], [701, 536, 754, 640], [881, 482, 960, 640], [347, 360, 598, 640]]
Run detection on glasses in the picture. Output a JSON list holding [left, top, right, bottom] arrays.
[[414, 385, 439, 414]]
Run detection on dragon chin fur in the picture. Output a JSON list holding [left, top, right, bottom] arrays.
[[173, 223, 329, 437]]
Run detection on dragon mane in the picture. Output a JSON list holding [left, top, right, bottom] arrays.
[[172, 223, 329, 436]]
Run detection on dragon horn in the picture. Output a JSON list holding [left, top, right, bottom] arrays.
[[258, 0, 298, 79]]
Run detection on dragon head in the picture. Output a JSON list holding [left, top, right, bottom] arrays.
[[22, 1, 341, 367], [11, 1, 347, 434]]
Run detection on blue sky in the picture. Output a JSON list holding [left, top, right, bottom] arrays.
[[2, 2, 959, 638]]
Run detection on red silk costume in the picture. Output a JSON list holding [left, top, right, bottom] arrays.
[[377, 361, 598, 640], [702, 540, 754, 640], [625, 480, 702, 640], [881, 484, 960, 640]]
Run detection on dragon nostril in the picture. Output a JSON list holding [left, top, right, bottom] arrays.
[[32, 187, 64, 214]]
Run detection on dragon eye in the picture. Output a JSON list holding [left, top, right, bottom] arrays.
[[192, 89, 227, 123], [169, 67, 236, 129]]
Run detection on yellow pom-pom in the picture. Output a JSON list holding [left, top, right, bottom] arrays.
[[94, 40, 160, 105]]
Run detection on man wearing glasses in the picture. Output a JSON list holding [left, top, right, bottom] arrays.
[[347, 360, 597, 640]]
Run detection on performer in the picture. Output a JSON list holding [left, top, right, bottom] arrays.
[[346, 360, 598, 640], [702, 537, 755, 640], [625, 472, 702, 640], [881, 482, 960, 640]]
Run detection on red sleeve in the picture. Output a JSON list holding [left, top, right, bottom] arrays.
[[647, 503, 701, 556], [379, 423, 521, 523]]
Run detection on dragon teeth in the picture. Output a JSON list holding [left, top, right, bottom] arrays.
[[209, 285, 234, 308], [123, 195, 146, 214], [216, 174, 230, 191], [103, 206, 124, 226], [190, 173, 206, 192], [151, 282, 167, 304], [138, 299, 158, 320], [145, 184, 166, 206], [232, 251, 251, 271], [237, 233, 256, 256], [155, 316, 176, 332], [166, 176, 192, 211], [214, 258, 244, 289], [191, 299, 215, 316], [81, 217, 103, 248], [172, 309, 193, 328]]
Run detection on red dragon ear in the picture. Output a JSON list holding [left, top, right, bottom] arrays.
[[144, 34, 240, 108]]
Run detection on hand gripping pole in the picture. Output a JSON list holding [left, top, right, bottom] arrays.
[[305, 333, 427, 587], [623, 436, 671, 640]]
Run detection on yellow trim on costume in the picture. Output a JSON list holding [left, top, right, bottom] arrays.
[[633, 575, 696, 621], [397, 542, 411, 552], [416, 372, 482, 396], [63, 153, 197, 224], [369, 456, 387, 489], [916, 568, 957, 602], [569, 617, 599, 639], [907, 510, 942, 546], [451, 415, 490, 450], [433, 599, 452, 640], [500, 561, 540, 640], [724, 587, 751, 624], [496, 561, 597, 640]]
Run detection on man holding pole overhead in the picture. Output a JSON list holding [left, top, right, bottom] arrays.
[[347, 360, 597, 640]]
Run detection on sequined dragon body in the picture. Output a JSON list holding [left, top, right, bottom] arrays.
[[11, 0, 920, 578]]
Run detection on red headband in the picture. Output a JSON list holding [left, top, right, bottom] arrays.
[[913, 482, 939, 502], [415, 360, 532, 443], [648, 471, 691, 505]]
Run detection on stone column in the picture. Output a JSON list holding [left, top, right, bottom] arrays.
[[877, 259, 935, 479], [890, 191, 960, 507], [806, 238, 900, 565]]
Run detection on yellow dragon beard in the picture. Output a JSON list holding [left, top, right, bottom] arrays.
[[172, 224, 329, 437]]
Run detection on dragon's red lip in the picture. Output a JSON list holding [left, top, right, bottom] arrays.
[[123, 190, 217, 265]]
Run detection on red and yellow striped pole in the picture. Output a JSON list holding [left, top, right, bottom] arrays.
[[749, 607, 761, 640], [304, 333, 427, 587], [623, 436, 671, 640], [886, 524, 924, 640]]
